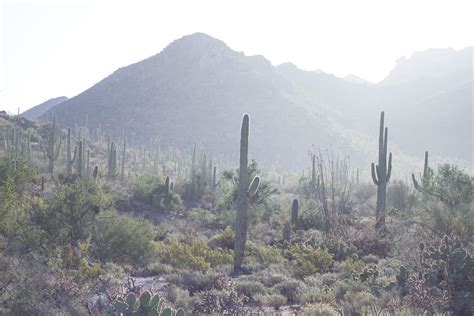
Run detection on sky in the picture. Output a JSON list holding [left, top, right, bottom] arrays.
[[1, 0, 473, 113]]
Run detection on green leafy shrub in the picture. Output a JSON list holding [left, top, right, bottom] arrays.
[[155, 237, 232, 273], [92, 211, 157, 266], [285, 243, 333, 278], [32, 178, 111, 248], [274, 278, 304, 303], [192, 276, 245, 314], [255, 293, 287, 310], [208, 226, 234, 250], [132, 174, 163, 204], [301, 303, 337, 315], [235, 279, 266, 303], [188, 208, 218, 227]]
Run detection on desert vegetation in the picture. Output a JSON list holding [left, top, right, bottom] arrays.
[[0, 108, 472, 315]]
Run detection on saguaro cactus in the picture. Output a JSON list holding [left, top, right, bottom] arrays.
[[291, 199, 299, 231], [233, 114, 260, 274], [66, 128, 77, 175], [371, 111, 392, 231], [46, 118, 62, 173], [76, 139, 86, 177], [108, 142, 119, 178], [412, 151, 431, 191], [121, 139, 126, 182]]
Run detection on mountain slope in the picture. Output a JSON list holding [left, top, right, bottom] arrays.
[[46, 33, 360, 169], [45, 33, 472, 171], [23, 96, 68, 119]]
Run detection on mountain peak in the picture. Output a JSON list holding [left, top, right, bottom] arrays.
[[163, 32, 231, 55]]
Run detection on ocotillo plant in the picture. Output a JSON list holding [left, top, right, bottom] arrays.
[[233, 113, 260, 274], [46, 118, 62, 173], [412, 151, 431, 191], [371, 111, 392, 231], [291, 199, 299, 231], [66, 128, 77, 175]]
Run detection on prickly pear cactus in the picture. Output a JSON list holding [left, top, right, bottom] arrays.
[[114, 291, 185, 316]]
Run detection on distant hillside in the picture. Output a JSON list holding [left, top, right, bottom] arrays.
[[44, 33, 472, 171], [23, 96, 68, 119]]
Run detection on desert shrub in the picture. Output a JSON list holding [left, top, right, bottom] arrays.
[[301, 303, 337, 315], [274, 278, 304, 303], [285, 243, 333, 278], [92, 211, 157, 266], [387, 180, 416, 211], [155, 237, 233, 273], [298, 206, 327, 231], [165, 271, 224, 295], [235, 279, 267, 303], [248, 242, 285, 266], [255, 293, 287, 310], [192, 276, 246, 314], [0, 175, 28, 241], [320, 238, 359, 261], [131, 174, 163, 204], [247, 265, 291, 287], [338, 256, 365, 277], [164, 285, 191, 310], [0, 157, 35, 193], [349, 228, 392, 257], [333, 280, 376, 314], [208, 226, 234, 250], [402, 237, 474, 314], [188, 208, 218, 227], [423, 164, 474, 240], [31, 178, 111, 248]]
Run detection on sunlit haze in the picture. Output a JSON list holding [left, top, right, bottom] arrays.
[[1, 0, 473, 112]]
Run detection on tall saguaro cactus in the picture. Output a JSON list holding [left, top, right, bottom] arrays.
[[108, 142, 119, 179], [412, 151, 431, 191], [291, 199, 299, 231], [371, 111, 392, 231], [233, 114, 260, 274], [66, 128, 77, 175], [121, 139, 126, 182], [46, 118, 62, 173]]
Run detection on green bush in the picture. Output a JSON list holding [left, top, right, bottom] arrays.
[[31, 178, 111, 248], [132, 174, 163, 204], [285, 243, 333, 278], [235, 279, 266, 302], [92, 211, 157, 266], [301, 303, 337, 315], [208, 226, 234, 250], [255, 293, 287, 310], [155, 237, 232, 273]]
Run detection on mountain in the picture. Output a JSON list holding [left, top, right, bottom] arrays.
[[44, 33, 472, 172], [23, 96, 68, 119], [344, 74, 371, 85]]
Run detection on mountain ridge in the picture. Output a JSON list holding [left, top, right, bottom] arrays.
[[42, 33, 472, 171]]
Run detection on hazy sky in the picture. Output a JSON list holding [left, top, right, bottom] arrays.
[[1, 0, 473, 113]]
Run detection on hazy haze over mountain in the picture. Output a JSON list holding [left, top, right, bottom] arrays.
[[42, 33, 472, 172]]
